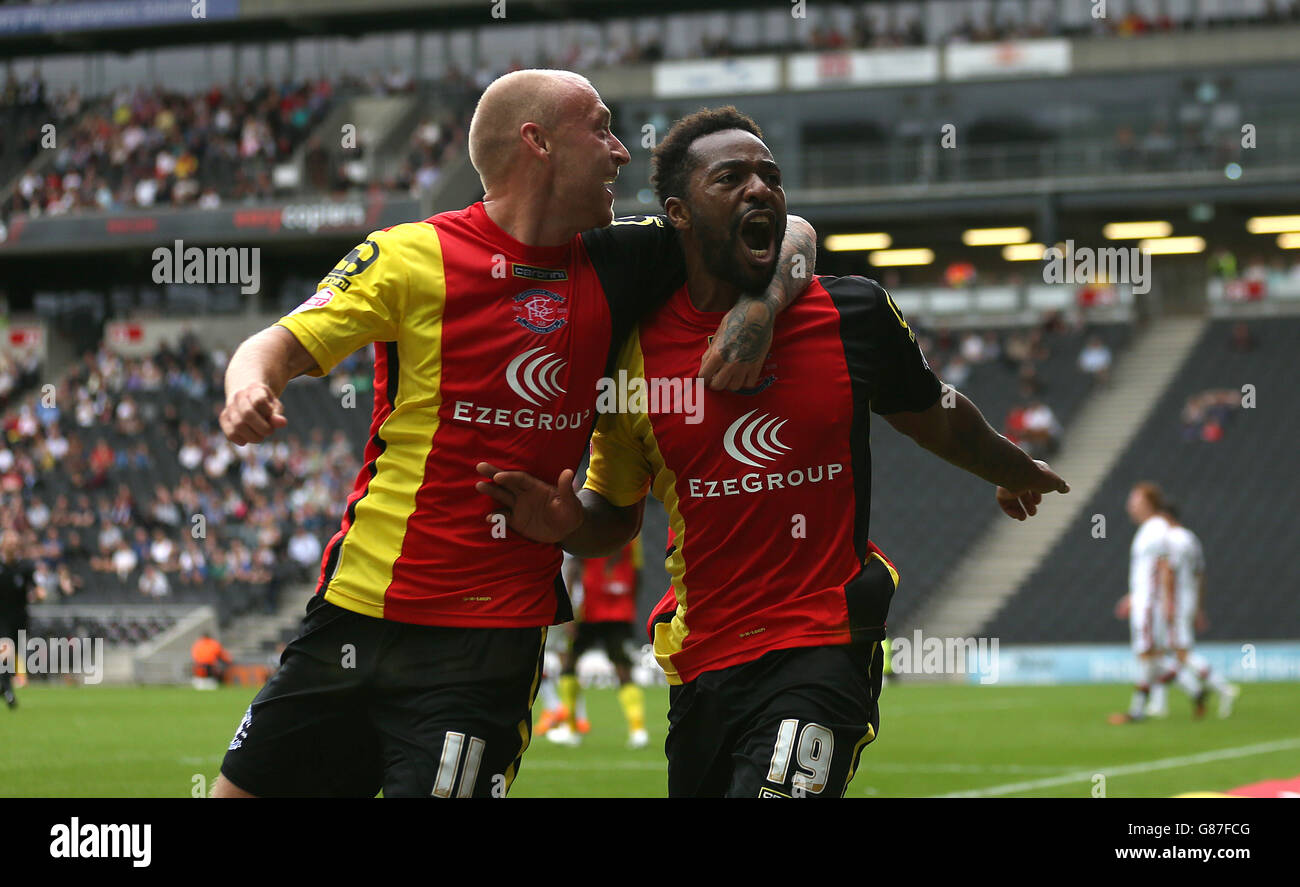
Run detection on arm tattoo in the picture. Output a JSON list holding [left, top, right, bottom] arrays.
[[762, 218, 817, 313], [718, 217, 814, 363], [719, 298, 775, 363]]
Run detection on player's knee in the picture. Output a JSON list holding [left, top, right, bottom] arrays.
[[211, 773, 258, 798]]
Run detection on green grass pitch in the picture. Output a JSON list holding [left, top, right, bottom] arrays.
[[1, 682, 1296, 797]]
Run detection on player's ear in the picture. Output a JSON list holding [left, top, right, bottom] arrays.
[[664, 196, 690, 231], [520, 122, 549, 159]]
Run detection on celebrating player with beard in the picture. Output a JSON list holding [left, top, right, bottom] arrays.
[[477, 106, 1068, 798]]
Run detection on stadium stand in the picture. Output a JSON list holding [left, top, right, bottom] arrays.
[[984, 316, 1300, 643], [0, 70, 473, 229], [1, 328, 373, 628], [869, 315, 1133, 630], [0, 346, 41, 413], [28, 609, 177, 651]]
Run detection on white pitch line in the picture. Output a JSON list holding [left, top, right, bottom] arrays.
[[872, 762, 1069, 774], [929, 737, 1300, 798]]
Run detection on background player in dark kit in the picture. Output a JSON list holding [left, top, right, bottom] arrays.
[[0, 531, 35, 709]]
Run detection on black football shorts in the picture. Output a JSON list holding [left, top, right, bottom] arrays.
[[570, 620, 635, 669], [665, 641, 883, 798], [220, 595, 546, 798]]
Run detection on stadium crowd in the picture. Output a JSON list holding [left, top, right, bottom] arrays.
[[3, 75, 336, 220], [0, 349, 42, 414], [1, 67, 474, 226], [0, 330, 366, 620]]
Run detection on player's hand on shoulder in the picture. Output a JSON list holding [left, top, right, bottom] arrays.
[[475, 463, 583, 544], [700, 296, 775, 391], [220, 382, 288, 446]]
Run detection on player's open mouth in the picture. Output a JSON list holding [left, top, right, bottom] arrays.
[[739, 210, 775, 263]]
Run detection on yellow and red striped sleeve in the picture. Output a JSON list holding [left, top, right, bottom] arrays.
[[275, 229, 414, 377]]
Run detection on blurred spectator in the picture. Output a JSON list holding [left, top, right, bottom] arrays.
[[1018, 362, 1044, 398], [943, 355, 971, 388], [32, 559, 55, 601], [288, 526, 323, 579], [55, 564, 83, 598], [981, 332, 1001, 363], [1021, 400, 1062, 457], [149, 528, 175, 570], [110, 542, 138, 580], [1005, 404, 1028, 448], [139, 564, 171, 598], [63, 531, 89, 570], [1077, 335, 1113, 385], [960, 331, 987, 364], [1182, 389, 1241, 442], [26, 497, 51, 532]]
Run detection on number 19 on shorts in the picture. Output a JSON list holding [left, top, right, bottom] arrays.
[[766, 719, 835, 796]]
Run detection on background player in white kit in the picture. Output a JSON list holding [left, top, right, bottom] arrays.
[[1157, 504, 1238, 718], [1110, 482, 1173, 724]]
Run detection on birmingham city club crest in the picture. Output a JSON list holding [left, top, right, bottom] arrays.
[[513, 289, 569, 334]]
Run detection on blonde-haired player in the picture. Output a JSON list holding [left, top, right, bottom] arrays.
[[1110, 482, 1172, 724]]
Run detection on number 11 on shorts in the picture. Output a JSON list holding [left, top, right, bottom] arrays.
[[432, 732, 485, 798]]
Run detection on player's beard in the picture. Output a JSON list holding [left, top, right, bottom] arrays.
[[693, 205, 783, 295]]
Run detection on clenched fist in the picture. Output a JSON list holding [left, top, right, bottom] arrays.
[[220, 382, 288, 446]]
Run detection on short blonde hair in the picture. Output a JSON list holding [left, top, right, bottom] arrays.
[[468, 69, 595, 191], [1133, 481, 1165, 512]]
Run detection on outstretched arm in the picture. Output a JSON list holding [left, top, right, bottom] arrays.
[[701, 214, 817, 390], [884, 385, 1069, 520]]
